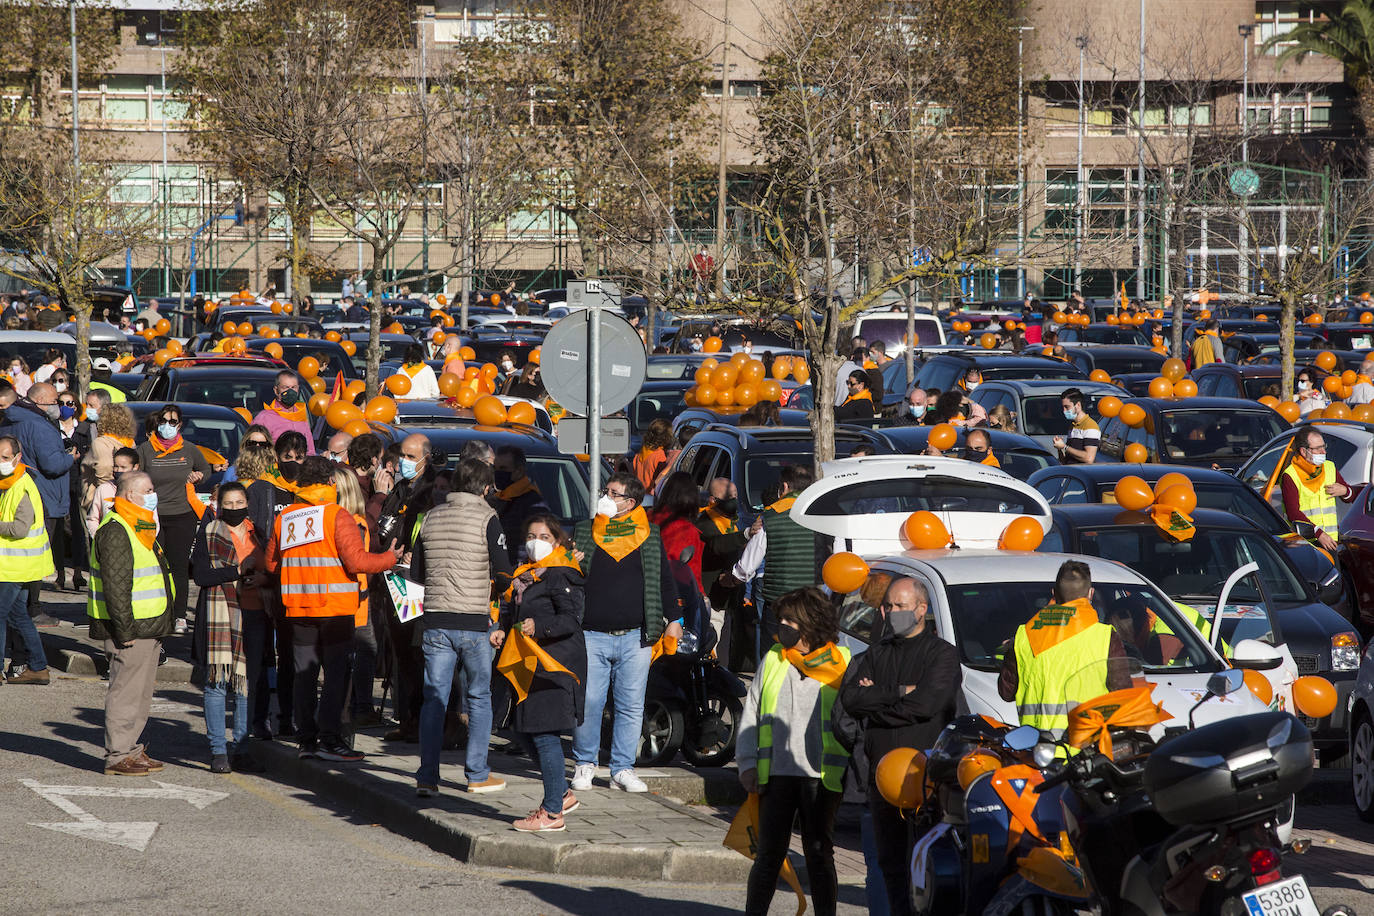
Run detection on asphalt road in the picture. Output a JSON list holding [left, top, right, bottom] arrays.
[[4, 671, 1371, 915]]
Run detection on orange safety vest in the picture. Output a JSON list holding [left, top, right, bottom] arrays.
[[273, 501, 360, 618]]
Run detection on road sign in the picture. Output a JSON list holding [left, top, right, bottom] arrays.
[[557, 416, 630, 456], [541, 310, 646, 417], [567, 278, 621, 310]]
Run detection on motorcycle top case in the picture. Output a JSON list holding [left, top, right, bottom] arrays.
[[1142, 711, 1312, 827]]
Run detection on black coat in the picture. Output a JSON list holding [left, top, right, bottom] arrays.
[[503, 566, 587, 734]]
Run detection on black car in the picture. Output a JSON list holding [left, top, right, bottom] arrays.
[[1191, 362, 1330, 401], [1219, 332, 1324, 363], [1246, 348, 1367, 371], [244, 338, 357, 381], [1027, 463, 1348, 620], [134, 360, 290, 413], [1060, 345, 1166, 378], [670, 406, 816, 441], [1054, 324, 1150, 346], [1095, 396, 1287, 470], [876, 425, 1059, 482], [345, 332, 426, 372], [1317, 322, 1374, 352], [1039, 503, 1357, 760], [124, 401, 249, 502], [967, 378, 1128, 450], [901, 352, 1088, 410], [627, 380, 694, 453], [209, 307, 324, 338]]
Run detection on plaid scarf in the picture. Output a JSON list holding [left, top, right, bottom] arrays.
[[203, 519, 247, 694]]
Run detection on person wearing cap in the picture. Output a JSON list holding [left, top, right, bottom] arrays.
[[89, 359, 127, 403]]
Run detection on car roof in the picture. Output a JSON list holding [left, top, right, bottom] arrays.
[[1050, 504, 1259, 530], [1123, 396, 1274, 410], [0, 330, 77, 343], [878, 424, 1053, 453], [124, 401, 250, 420], [1059, 345, 1162, 357], [934, 353, 1078, 370], [692, 423, 886, 450], [1030, 462, 1243, 486], [1193, 363, 1287, 377], [890, 549, 1149, 587], [395, 424, 565, 454]]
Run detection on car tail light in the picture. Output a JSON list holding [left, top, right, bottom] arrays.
[[1248, 847, 1282, 885]]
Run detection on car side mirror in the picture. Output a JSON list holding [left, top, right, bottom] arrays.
[[1292, 520, 1317, 541], [1207, 669, 1245, 697], [1230, 638, 1285, 671]]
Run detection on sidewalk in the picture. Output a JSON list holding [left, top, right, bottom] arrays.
[[31, 582, 194, 683]]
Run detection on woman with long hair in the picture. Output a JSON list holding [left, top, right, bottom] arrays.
[[81, 403, 138, 508], [649, 471, 705, 592], [333, 465, 382, 726], [137, 404, 212, 634], [633, 418, 674, 491]]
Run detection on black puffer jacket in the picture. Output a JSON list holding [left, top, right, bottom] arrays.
[[502, 566, 587, 734]]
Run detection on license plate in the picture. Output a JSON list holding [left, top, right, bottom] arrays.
[[1241, 875, 1320, 916]]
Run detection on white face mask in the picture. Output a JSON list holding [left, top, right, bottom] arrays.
[[966, 381, 979, 392], [1310, 451, 1327, 466], [1298, 380, 1311, 391], [596, 495, 620, 518], [0, 460, 15, 476], [54, 383, 67, 393], [501, 360, 514, 371], [85, 408, 99, 422], [525, 538, 554, 562]]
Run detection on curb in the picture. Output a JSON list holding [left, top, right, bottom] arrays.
[[247, 740, 754, 884], [40, 631, 194, 684]]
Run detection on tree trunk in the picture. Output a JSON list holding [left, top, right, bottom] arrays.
[[1279, 292, 1297, 403], [809, 350, 844, 479], [367, 242, 385, 400], [73, 303, 91, 396]]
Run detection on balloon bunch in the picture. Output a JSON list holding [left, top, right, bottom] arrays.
[[683, 353, 800, 409], [1112, 473, 1197, 514], [1105, 312, 1149, 326], [950, 320, 973, 334], [1146, 376, 1198, 399], [1051, 312, 1092, 327]]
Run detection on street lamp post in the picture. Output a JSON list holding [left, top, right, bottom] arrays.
[[1239, 23, 1254, 294], [1013, 25, 1034, 301], [418, 12, 434, 295], [1136, 0, 1146, 303], [1075, 35, 1088, 295]]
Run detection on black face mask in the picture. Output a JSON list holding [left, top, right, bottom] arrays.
[[219, 507, 249, 527], [775, 623, 801, 649], [715, 497, 738, 516], [277, 388, 301, 407], [278, 459, 301, 482], [964, 448, 987, 462], [493, 469, 514, 490]]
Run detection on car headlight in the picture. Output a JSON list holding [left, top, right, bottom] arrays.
[[1332, 632, 1361, 671]]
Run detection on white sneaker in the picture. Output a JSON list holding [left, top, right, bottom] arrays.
[[611, 769, 648, 793], [570, 764, 595, 791], [173, 619, 187, 635]]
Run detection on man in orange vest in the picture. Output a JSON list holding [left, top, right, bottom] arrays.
[[266, 457, 397, 761]]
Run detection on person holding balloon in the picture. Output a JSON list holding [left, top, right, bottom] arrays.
[[1293, 368, 1329, 418], [1052, 388, 1098, 464]]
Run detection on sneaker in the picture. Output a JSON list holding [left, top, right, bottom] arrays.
[[465, 776, 506, 794], [317, 739, 364, 762], [10, 667, 49, 685], [570, 764, 595, 791], [611, 770, 648, 793], [210, 754, 232, 774], [298, 739, 318, 759], [231, 752, 266, 774], [416, 783, 438, 798], [512, 808, 565, 833], [173, 619, 188, 636], [31, 613, 60, 628], [562, 790, 580, 814], [105, 756, 149, 777]]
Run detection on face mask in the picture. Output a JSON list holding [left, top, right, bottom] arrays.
[[501, 361, 514, 372], [277, 388, 300, 407], [278, 459, 301, 482], [690, 339, 703, 351], [157, 423, 179, 441], [1298, 380, 1311, 391], [1062, 408, 1076, 421], [965, 448, 987, 462], [142, 492, 159, 511], [908, 404, 925, 419], [888, 609, 920, 637], [58, 405, 76, 420], [743, 346, 752, 354], [775, 623, 801, 650], [219, 507, 249, 527], [966, 382, 979, 392], [54, 383, 67, 393], [0, 460, 15, 476], [1309, 451, 1327, 466], [715, 497, 737, 516], [494, 469, 514, 490], [85, 408, 99, 423], [525, 538, 554, 562], [8, 365, 19, 375], [399, 457, 419, 480], [596, 494, 620, 518], [43, 404, 61, 421]]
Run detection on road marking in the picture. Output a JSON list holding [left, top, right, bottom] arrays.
[[23, 779, 229, 852]]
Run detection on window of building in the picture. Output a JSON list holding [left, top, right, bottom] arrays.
[[1247, 91, 1332, 133], [1255, 3, 1319, 52]]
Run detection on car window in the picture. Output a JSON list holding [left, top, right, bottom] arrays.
[[1242, 378, 1284, 401], [1090, 353, 1165, 375], [1039, 519, 1067, 551], [744, 455, 811, 510], [1059, 477, 1088, 504], [913, 360, 961, 395], [805, 474, 1039, 516], [1191, 483, 1287, 535], [855, 316, 944, 349], [0, 338, 76, 369], [1021, 394, 1107, 437], [1158, 409, 1285, 464], [249, 342, 353, 380], [172, 375, 279, 411], [633, 390, 689, 431], [1212, 375, 1241, 399], [1034, 476, 1065, 503], [1194, 372, 1219, 397], [1098, 417, 1126, 459], [522, 457, 589, 522], [786, 385, 815, 410], [1241, 432, 1297, 491], [690, 446, 723, 488]]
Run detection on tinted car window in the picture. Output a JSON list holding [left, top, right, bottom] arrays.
[[1059, 477, 1088, 504], [1089, 353, 1165, 375], [1158, 409, 1286, 464], [180, 415, 244, 459], [247, 340, 353, 379], [913, 359, 962, 395], [1020, 394, 1110, 437], [524, 456, 590, 521], [633, 389, 689, 431], [1242, 378, 1284, 401], [170, 373, 279, 411]]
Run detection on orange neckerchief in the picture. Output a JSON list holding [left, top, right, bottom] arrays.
[[104, 434, 135, 449], [1150, 504, 1195, 542], [1290, 454, 1328, 493], [651, 631, 678, 664], [1023, 597, 1100, 656], [498, 475, 539, 502], [981, 451, 1001, 468], [766, 495, 797, 515], [261, 401, 307, 423], [503, 545, 581, 601], [862, 359, 877, 370], [265, 465, 303, 496], [497, 626, 580, 704], [1066, 686, 1172, 756], [701, 503, 739, 536], [149, 432, 183, 457], [295, 483, 337, 506], [591, 506, 650, 562], [401, 362, 425, 378], [781, 642, 848, 689], [114, 496, 159, 550], [843, 389, 873, 405], [0, 462, 27, 490]]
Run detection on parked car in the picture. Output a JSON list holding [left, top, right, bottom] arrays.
[[244, 338, 357, 380], [1095, 396, 1287, 470], [1328, 478, 1374, 643], [902, 352, 1088, 409], [1054, 323, 1151, 346], [0, 330, 77, 371], [208, 307, 324, 339], [1236, 418, 1374, 526], [133, 358, 289, 412], [1247, 348, 1367, 371], [1346, 642, 1374, 819], [968, 378, 1128, 450], [1060, 345, 1166, 378], [1191, 362, 1328, 401], [877, 425, 1059, 482], [1219, 332, 1324, 363], [669, 406, 815, 441], [1317, 322, 1374, 352], [851, 306, 947, 353]]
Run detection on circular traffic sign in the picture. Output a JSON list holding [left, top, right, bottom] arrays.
[[1229, 166, 1260, 198], [540, 309, 647, 416]]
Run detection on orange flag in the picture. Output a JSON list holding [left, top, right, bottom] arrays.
[[723, 793, 807, 916], [496, 628, 579, 703], [329, 371, 344, 405]]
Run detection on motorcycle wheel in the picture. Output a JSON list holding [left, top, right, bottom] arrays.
[[682, 689, 744, 767], [636, 697, 686, 767]]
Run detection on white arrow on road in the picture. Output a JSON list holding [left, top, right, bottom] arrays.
[[23, 778, 229, 851]]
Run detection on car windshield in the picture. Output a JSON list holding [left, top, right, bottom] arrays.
[[172, 374, 280, 411], [632, 389, 689, 432], [1073, 526, 1306, 603], [177, 415, 244, 459], [983, 364, 1083, 382], [1158, 409, 1286, 463], [355, 337, 414, 364], [1242, 377, 1284, 401], [805, 474, 1038, 516], [1186, 484, 1286, 535], [646, 359, 700, 380], [940, 580, 1216, 672], [855, 316, 943, 349], [0, 338, 76, 369]]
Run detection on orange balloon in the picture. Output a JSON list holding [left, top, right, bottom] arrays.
[[463, 366, 481, 381], [903, 511, 951, 550], [1343, 369, 1359, 386], [345, 379, 367, 399], [282, 303, 294, 314], [342, 418, 371, 438], [740, 361, 765, 385], [1161, 358, 1187, 382], [307, 392, 330, 416], [1277, 401, 1302, 423], [683, 387, 698, 407], [793, 362, 811, 383], [1157, 483, 1198, 514], [822, 552, 870, 593], [1124, 442, 1149, 463], [875, 747, 927, 810], [1326, 401, 1352, 420], [455, 387, 478, 408], [998, 517, 1044, 551], [1323, 375, 1344, 395], [980, 332, 998, 349], [1292, 676, 1338, 718], [460, 346, 476, 361], [270, 301, 283, 314], [1089, 369, 1111, 383], [385, 373, 413, 396], [760, 379, 783, 401], [701, 358, 719, 371], [735, 383, 759, 408], [1305, 313, 1324, 326], [772, 357, 791, 380], [1106, 313, 1120, 325], [506, 401, 537, 426], [1114, 475, 1155, 511], [325, 401, 363, 430], [364, 396, 397, 423], [1173, 378, 1198, 398], [528, 347, 541, 365], [262, 327, 281, 339], [385, 322, 403, 334], [154, 318, 171, 335], [1148, 377, 1175, 399], [928, 423, 957, 451], [306, 375, 326, 394], [1098, 396, 1122, 419], [433, 331, 447, 345], [474, 395, 507, 426], [297, 356, 320, 378], [1315, 351, 1339, 371], [264, 342, 284, 360], [1363, 312, 1374, 325], [1354, 404, 1374, 423], [1153, 472, 1191, 499], [224, 336, 246, 355], [166, 339, 184, 356], [1119, 403, 1146, 428], [341, 340, 357, 356], [1243, 669, 1273, 706], [438, 372, 462, 397], [221, 321, 236, 335], [711, 365, 738, 389], [703, 336, 723, 353], [240, 323, 254, 336], [153, 348, 172, 367], [325, 330, 342, 343], [714, 386, 735, 407], [694, 367, 713, 386]]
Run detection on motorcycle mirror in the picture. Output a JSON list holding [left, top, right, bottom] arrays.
[[1003, 724, 1040, 752], [1292, 520, 1317, 540]]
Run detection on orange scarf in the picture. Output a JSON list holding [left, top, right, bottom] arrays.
[[981, 451, 1001, 468], [843, 389, 873, 406], [496, 627, 579, 703], [149, 432, 183, 457], [591, 506, 650, 562], [105, 434, 135, 449], [766, 495, 797, 515], [114, 496, 159, 550], [701, 503, 739, 536], [1290, 454, 1327, 493], [781, 642, 848, 689], [0, 462, 27, 490], [498, 476, 539, 502], [295, 483, 337, 506], [265, 465, 303, 496], [262, 401, 307, 423], [503, 545, 581, 601], [402, 362, 425, 378], [651, 631, 678, 664], [1023, 597, 1101, 656]]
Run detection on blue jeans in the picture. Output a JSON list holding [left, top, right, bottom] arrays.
[[203, 678, 248, 756], [571, 630, 651, 774], [417, 628, 493, 787], [0, 581, 46, 672], [518, 731, 568, 814]]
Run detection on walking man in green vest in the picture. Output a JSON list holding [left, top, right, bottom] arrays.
[[0, 436, 54, 684], [89, 471, 174, 776], [1280, 429, 1355, 554]]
